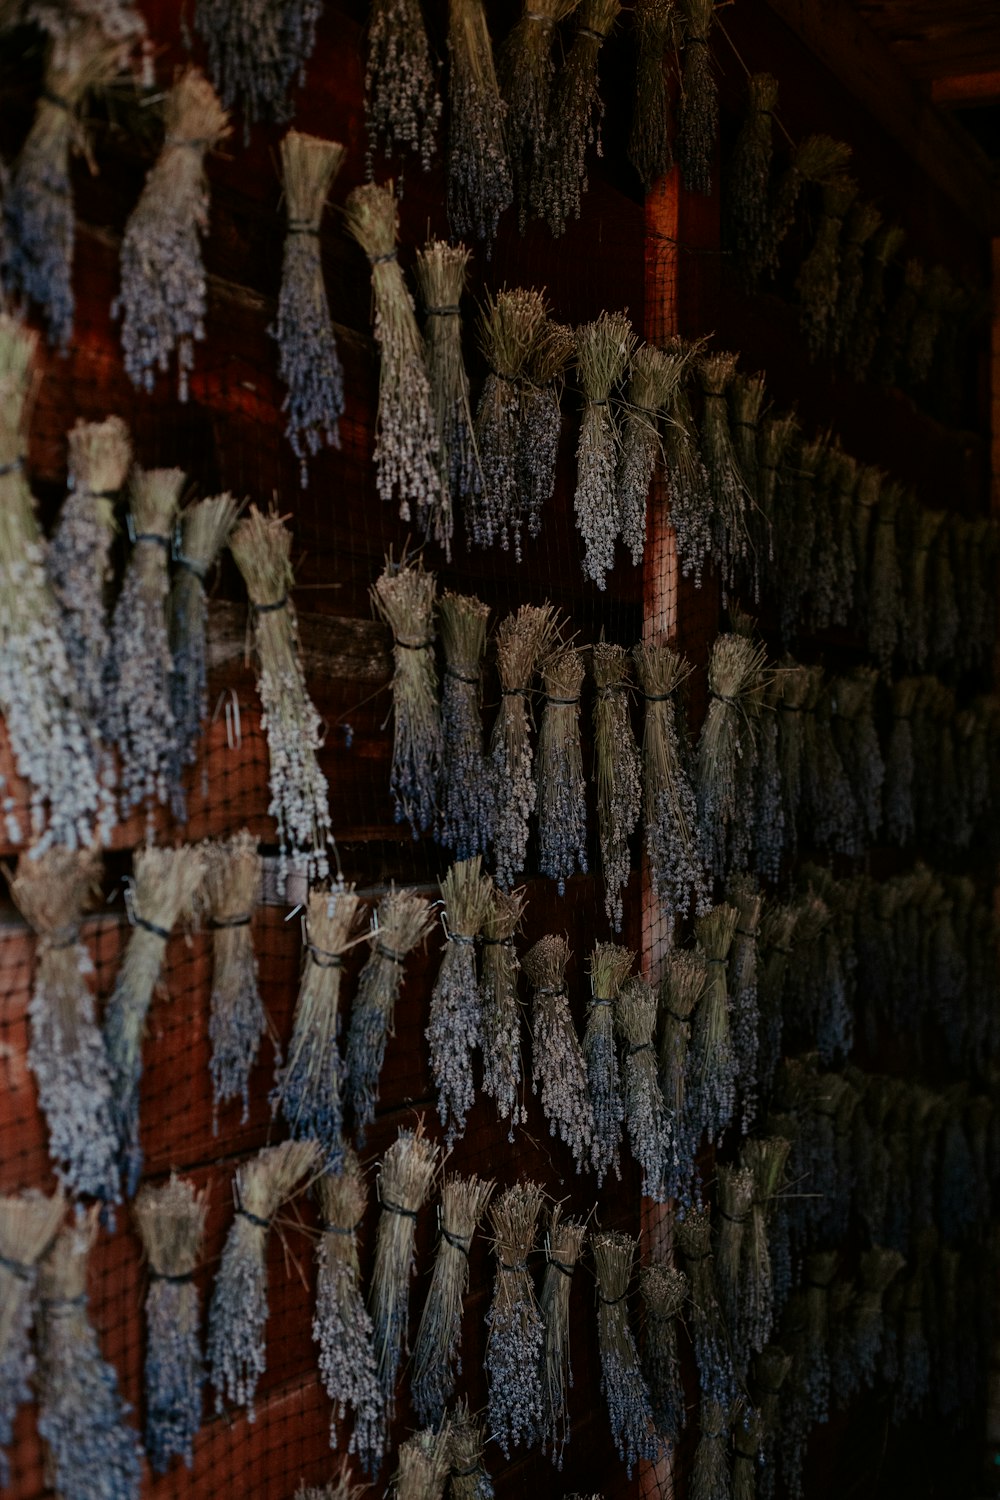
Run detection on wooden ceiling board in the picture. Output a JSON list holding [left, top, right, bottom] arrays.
[[856, 0, 1000, 79]]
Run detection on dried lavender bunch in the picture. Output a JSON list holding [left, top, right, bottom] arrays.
[[830, 199, 882, 358], [490, 602, 562, 887], [364, 0, 440, 171], [117, 69, 230, 399], [394, 1423, 452, 1498], [203, 830, 266, 1126], [639, 1262, 687, 1445], [448, 1401, 493, 1498], [756, 902, 796, 1098], [763, 135, 851, 279], [272, 132, 346, 485], [728, 874, 763, 1134], [574, 310, 637, 589], [208, 1140, 319, 1417], [885, 677, 919, 846], [844, 223, 905, 381], [499, 0, 579, 227], [518, 319, 574, 544], [344, 181, 444, 528], [730, 371, 766, 520], [536, 647, 587, 892], [830, 668, 884, 843], [36, 1210, 141, 1500], [480, 884, 527, 1134], [346, 887, 434, 1142], [169, 492, 239, 816], [438, 591, 493, 858], [659, 948, 706, 1201], [134, 1175, 206, 1473], [471, 286, 546, 552], [372, 551, 443, 831], [272, 884, 363, 1167], [900, 503, 942, 670], [617, 345, 681, 568], [628, 0, 676, 190], [538, 1208, 586, 1466], [486, 1181, 545, 1455], [0, 1188, 64, 1484], [412, 1174, 494, 1426], [714, 1163, 753, 1359], [726, 72, 778, 287], [697, 632, 768, 879], [778, 1254, 835, 1497], [231, 507, 333, 881], [662, 338, 713, 585], [846, 1246, 904, 1399], [313, 1154, 386, 1474], [756, 412, 796, 581], [370, 1122, 439, 1421], [584, 942, 633, 1184], [428, 856, 494, 1142], [677, 1205, 733, 1404], [196, 0, 320, 130], [593, 1229, 659, 1475], [697, 351, 752, 598], [752, 1345, 791, 1500], [104, 466, 181, 814], [539, 0, 621, 236], [47, 417, 130, 725], [0, 319, 113, 851], [9, 849, 118, 1205], [737, 1136, 790, 1363], [617, 976, 669, 1199], [104, 844, 205, 1196], [415, 239, 480, 554], [795, 175, 858, 358], [752, 681, 784, 881], [296, 1461, 368, 1500], [905, 263, 952, 387], [592, 644, 641, 930], [447, 0, 512, 248], [867, 480, 904, 673], [873, 257, 924, 389], [676, 0, 717, 195], [524, 933, 594, 1171], [688, 904, 739, 1146]]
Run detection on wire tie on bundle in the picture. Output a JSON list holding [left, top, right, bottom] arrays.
[[627, 1041, 655, 1056], [134, 914, 172, 942], [149, 1269, 195, 1285], [134, 531, 172, 551], [0, 1250, 32, 1280], [548, 1259, 576, 1277], [175, 552, 209, 582], [535, 985, 567, 999], [287, 220, 320, 237], [445, 666, 480, 685], [393, 635, 434, 651], [642, 691, 674, 703], [578, 24, 610, 41], [481, 935, 515, 948], [452, 1462, 485, 1479], [500, 1259, 527, 1272], [598, 1289, 629, 1305], [368, 250, 398, 266], [425, 304, 461, 317], [209, 913, 253, 929], [48, 926, 80, 950], [42, 88, 71, 110], [255, 594, 289, 614], [0, 456, 24, 477], [165, 134, 214, 151], [323, 1218, 364, 1236], [236, 1205, 271, 1229], [718, 1206, 750, 1225], [42, 1292, 88, 1313], [545, 695, 581, 706], [381, 1198, 418, 1220], [501, 685, 529, 697], [308, 943, 343, 969], [375, 941, 406, 966], [441, 1225, 471, 1258]]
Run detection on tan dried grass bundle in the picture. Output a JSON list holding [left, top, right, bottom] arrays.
[[617, 975, 669, 1201], [639, 1261, 688, 1445], [537, 647, 587, 891], [737, 1135, 790, 1364], [524, 933, 594, 1170], [592, 1229, 659, 1474], [485, 1180, 545, 1455], [438, 590, 493, 858], [428, 856, 494, 1143], [370, 1121, 439, 1421], [447, 1400, 492, 1497], [592, 643, 641, 931], [412, 1174, 494, 1425], [471, 286, 547, 549], [372, 551, 442, 838], [690, 1397, 730, 1500], [538, 1207, 586, 1466], [0, 1187, 65, 1482], [295, 1458, 368, 1500], [585, 942, 634, 1184], [393, 1423, 452, 1499], [480, 884, 528, 1133], [415, 239, 480, 553], [203, 830, 265, 1126]]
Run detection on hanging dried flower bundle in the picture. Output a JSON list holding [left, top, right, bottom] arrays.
[[777, 1252, 836, 1499], [524, 933, 594, 1170], [428, 857, 493, 1142], [885, 677, 919, 846], [755, 411, 796, 577], [490, 602, 562, 888], [727, 874, 763, 1135], [0, 1187, 64, 1484], [518, 318, 575, 546], [726, 72, 779, 288], [592, 1229, 659, 1475], [677, 1205, 733, 1405], [394, 1423, 452, 1499], [346, 887, 433, 1143], [232, 506, 333, 881], [696, 632, 768, 880], [538, 1207, 586, 1467], [830, 199, 882, 357], [697, 351, 752, 599], [844, 222, 906, 381], [0, 318, 112, 851], [500, 0, 580, 226], [905, 264, 952, 387], [202, 830, 266, 1126], [845, 1246, 904, 1400], [617, 976, 669, 1200], [104, 844, 205, 1197], [47, 416, 130, 726], [736, 1136, 790, 1369], [675, 0, 717, 195], [714, 1163, 753, 1355], [485, 1181, 545, 1455], [617, 344, 681, 568], [134, 1174, 206, 1473], [344, 181, 443, 527], [830, 668, 884, 844], [208, 1140, 319, 1417], [729, 371, 766, 524], [313, 1154, 386, 1475], [639, 1262, 687, 1446], [480, 884, 527, 1134], [446, 0, 512, 248], [763, 134, 851, 279], [752, 1345, 791, 1500], [536, 647, 587, 892], [659, 948, 706, 1201], [9, 848, 118, 1205], [900, 502, 943, 670], [471, 287, 547, 551], [775, 663, 812, 853], [539, 0, 621, 236], [584, 942, 633, 1184], [752, 679, 784, 882], [688, 903, 739, 1146], [662, 338, 713, 586], [117, 68, 230, 399], [295, 1461, 368, 1500], [438, 591, 493, 858], [271, 132, 345, 485], [415, 238, 480, 553], [169, 492, 239, 816], [592, 643, 641, 931], [574, 310, 636, 589], [690, 1398, 730, 1500], [867, 480, 903, 673], [364, 0, 441, 172], [36, 1210, 141, 1500], [628, 0, 676, 191], [370, 1123, 438, 1421], [196, 0, 320, 129], [371, 551, 442, 839], [448, 1401, 493, 1498], [873, 257, 924, 390], [795, 175, 858, 357], [412, 1174, 494, 1426]]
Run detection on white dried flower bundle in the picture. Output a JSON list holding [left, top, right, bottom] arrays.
[[574, 310, 636, 589], [584, 942, 633, 1184], [394, 1423, 452, 1499], [499, 0, 579, 228], [346, 887, 434, 1143], [485, 1181, 545, 1455], [370, 1126, 439, 1424], [372, 551, 442, 838], [272, 132, 346, 485], [415, 239, 480, 555], [616, 345, 681, 568], [208, 1140, 319, 1417], [617, 975, 670, 1200], [536, 647, 587, 892], [696, 632, 768, 880], [428, 856, 493, 1143], [46, 416, 130, 726], [727, 874, 763, 1135], [592, 643, 641, 931], [831, 198, 883, 357], [639, 1261, 687, 1446], [0, 1187, 64, 1484], [103, 843, 205, 1197], [725, 72, 778, 288], [662, 338, 713, 586], [36, 1209, 141, 1500], [364, 0, 441, 172], [592, 1229, 659, 1476], [518, 319, 575, 546], [480, 884, 527, 1134], [231, 506, 333, 881], [448, 1401, 493, 1498], [675, 0, 717, 195], [9, 848, 118, 1205], [763, 134, 852, 280], [438, 591, 493, 859], [471, 286, 547, 553], [195, 0, 320, 130], [538, 1208, 586, 1466], [658, 947, 706, 1202], [411, 1174, 494, 1426], [134, 1174, 207, 1473], [313, 1154, 386, 1475], [117, 68, 230, 399], [490, 602, 562, 888], [844, 222, 906, 381], [447, 0, 512, 248], [203, 830, 266, 1126], [676, 1205, 733, 1405], [796, 175, 858, 357], [687, 904, 739, 1147], [524, 933, 594, 1170], [538, 0, 620, 236], [0, 318, 113, 852], [628, 0, 676, 191], [344, 181, 444, 529]]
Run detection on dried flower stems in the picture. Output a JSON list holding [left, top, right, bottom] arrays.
[[448, 1402, 493, 1498], [372, 551, 442, 838], [415, 239, 480, 554], [537, 647, 587, 892], [500, 0, 579, 227], [313, 1154, 385, 1474], [344, 181, 443, 529], [394, 1423, 452, 1499], [639, 1261, 688, 1445], [831, 199, 882, 358], [539, 1208, 586, 1466], [134, 1175, 207, 1473], [428, 856, 494, 1143], [519, 318, 574, 544], [231, 506, 333, 882], [540, 0, 621, 236], [524, 934, 594, 1170], [728, 873, 763, 1134], [272, 132, 346, 484], [104, 844, 205, 1197], [764, 135, 851, 278], [490, 603, 562, 887], [117, 68, 230, 399], [690, 1398, 730, 1500], [698, 352, 752, 598], [486, 1181, 545, 1455], [593, 1229, 659, 1475], [796, 175, 859, 358], [574, 310, 637, 589], [364, 0, 441, 172], [659, 949, 706, 1200], [412, 1174, 494, 1426], [592, 644, 641, 931], [203, 830, 265, 1126], [480, 884, 528, 1133], [845, 222, 906, 381], [738, 1135, 790, 1366], [714, 1163, 753, 1346], [618, 975, 670, 1200], [585, 942, 633, 1184], [370, 1122, 439, 1421], [676, 0, 717, 195], [9, 849, 118, 1204], [628, 0, 676, 190], [472, 287, 547, 553], [438, 591, 493, 858], [208, 1140, 319, 1417], [0, 1188, 65, 1484], [617, 344, 680, 568], [726, 73, 779, 287], [447, 0, 512, 248], [689, 903, 740, 1145], [677, 1205, 733, 1404], [697, 632, 768, 879], [196, 0, 321, 129]]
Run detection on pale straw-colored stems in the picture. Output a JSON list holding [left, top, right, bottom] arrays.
[[446, 0, 513, 248], [472, 286, 547, 552], [592, 642, 641, 932], [617, 344, 682, 568], [675, 0, 717, 196], [538, 0, 621, 236], [485, 1180, 545, 1455], [437, 589, 493, 859], [203, 829, 265, 1126], [371, 551, 442, 838], [448, 1400, 492, 1498], [524, 933, 594, 1171], [584, 941, 633, 1183], [536, 647, 587, 892], [538, 1206, 586, 1466], [415, 238, 480, 554], [617, 974, 670, 1200], [592, 1228, 659, 1475], [0, 1187, 65, 1484], [427, 855, 494, 1143], [393, 1422, 452, 1499], [480, 883, 528, 1131], [573, 310, 636, 589]]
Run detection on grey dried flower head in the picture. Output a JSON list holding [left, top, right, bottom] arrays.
[[574, 311, 637, 589], [480, 884, 528, 1135], [486, 1182, 545, 1455], [617, 976, 671, 1200], [676, 1205, 734, 1405], [538, 1208, 586, 1467], [592, 643, 641, 931], [427, 856, 493, 1144], [372, 551, 442, 838], [437, 591, 494, 859], [536, 647, 587, 892], [203, 830, 266, 1126], [592, 1230, 660, 1476], [365, 0, 441, 171], [499, 0, 577, 228], [725, 72, 778, 287], [585, 942, 633, 1184], [639, 1262, 687, 1445], [796, 176, 858, 358], [518, 318, 574, 545], [524, 934, 594, 1171], [471, 286, 547, 554], [196, 0, 321, 131], [616, 344, 682, 568], [537, 0, 620, 236], [447, 0, 512, 249], [661, 339, 713, 586], [628, 0, 677, 190]]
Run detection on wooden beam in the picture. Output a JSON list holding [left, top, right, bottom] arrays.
[[764, 0, 998, 235], [932, 69, 1000, 106]]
